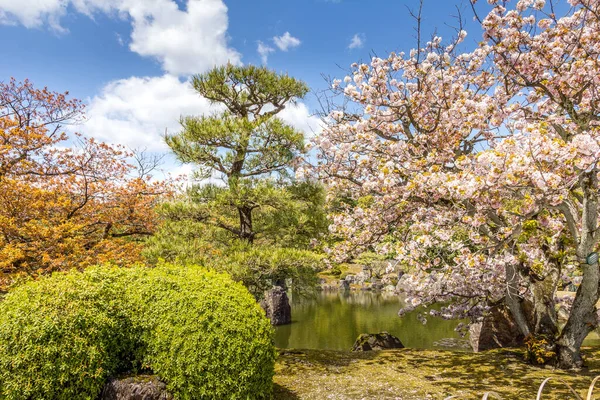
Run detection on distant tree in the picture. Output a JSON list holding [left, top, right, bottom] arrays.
[[165, 64, 309, 243], [0, 78, 170, 291]]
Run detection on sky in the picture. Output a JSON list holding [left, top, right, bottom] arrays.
[[0, 0, 486, 176]]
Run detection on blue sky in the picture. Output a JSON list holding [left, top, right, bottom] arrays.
[[0, 0, 485, 174]]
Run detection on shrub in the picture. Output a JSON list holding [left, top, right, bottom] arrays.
[[0, 264, 275, 400], [128, 265, 276, 399], [0, 267, 138, 400]]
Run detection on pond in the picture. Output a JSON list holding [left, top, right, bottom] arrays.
[[274, 290, 600, 351], [274, 290, 469, 351]]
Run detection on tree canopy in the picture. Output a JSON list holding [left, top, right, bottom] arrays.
[[315, 0, 600, 368], [0, 78, 170, 291], [164, 64, 311, 243]]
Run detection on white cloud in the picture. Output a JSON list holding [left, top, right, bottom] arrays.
[[348, 33, 365, 49], [257, 41, 275, 64], [127, 0, 241, 75], [83, 74, 218, 151], [273, 32, 301, 51], [84, 74, 320, 149], [0, 0, 241, 75], [279, 102, 323, 139]]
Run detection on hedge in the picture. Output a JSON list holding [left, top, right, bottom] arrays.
[[0, 264, 275, 400]]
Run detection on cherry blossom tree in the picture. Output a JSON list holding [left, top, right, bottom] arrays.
[[312, 0, 600, 368]]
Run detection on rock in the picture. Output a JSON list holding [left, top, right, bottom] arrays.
[[469, 300, 533, 352], [557, 306, 569, 322], [351, 332, 405, 351], [260, 286, 291, 325], [395, 276, 411, 293], [381, 274, 396, 286], [371, 278, 384, 290], [345, 274, 356, 283], [339, 279, 350, 291], [100, 375, 172, 400], [355, 271, 370, 284]]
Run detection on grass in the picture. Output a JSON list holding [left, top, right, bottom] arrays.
[[273, 348, 600, 399]]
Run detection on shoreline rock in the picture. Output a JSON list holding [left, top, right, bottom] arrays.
[[260, 286, 292, 325], [351, 331, 405, 351]]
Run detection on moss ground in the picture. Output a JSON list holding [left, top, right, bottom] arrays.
[[273, 348, 600, 399]]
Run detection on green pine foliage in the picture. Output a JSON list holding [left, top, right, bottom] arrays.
[[164, 65, 310, 244], [0, 264, 275, 400], [144, 180, 328, 298]]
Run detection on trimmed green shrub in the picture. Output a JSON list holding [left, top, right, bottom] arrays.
[[0, 264, 275, 400], [128, 265, 276, 399], [0, 267, 138, 400]]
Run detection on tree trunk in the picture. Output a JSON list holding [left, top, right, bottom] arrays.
[[556, 171, 599, 369], [238, 206, 254, 244], [530, 265, 560, 337], [505, 263, 532, 337], [556, 261, 599, 368]]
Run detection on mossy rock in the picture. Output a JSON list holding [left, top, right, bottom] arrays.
[[351, 332, 404, 351]]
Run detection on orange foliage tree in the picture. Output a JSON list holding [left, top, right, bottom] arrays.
[[0, 78, 171, 291]]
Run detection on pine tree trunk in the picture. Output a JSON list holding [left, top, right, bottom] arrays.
[[238, 206, 254, 244]]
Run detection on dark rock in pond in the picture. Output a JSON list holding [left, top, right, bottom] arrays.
[[469, 299, 534, 352], [100, 375, 172, 400], [339, 279, 350, 291], [360, 283, 373, 291], [351, 331, 404, 351], [371, 278, 384, 291], [260, 285, 291, 325]]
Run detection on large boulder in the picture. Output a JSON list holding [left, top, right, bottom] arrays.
[[355, 271, 370, 285], [260, 285, 291, 325], [339, 279, 350, 291], [469, 300, 533, 352], [100, 376, 172, 400], [351, 332, 405, 351]]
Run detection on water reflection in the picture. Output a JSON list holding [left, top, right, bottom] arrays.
[[274, 291, 468, 351]]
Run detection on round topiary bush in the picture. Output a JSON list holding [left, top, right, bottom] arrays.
[[0, 264, 275, 400], [127, 265, 276, 399], [0, 267, 138, 400]]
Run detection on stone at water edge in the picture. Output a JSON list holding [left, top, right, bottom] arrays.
[[260, 286, 291, 325], [339, 279, 350, 291], [469, 299, 534, 352], [383, 284, 396, 292], [100, 375, 172, 400], [351, 332, 405, 351]]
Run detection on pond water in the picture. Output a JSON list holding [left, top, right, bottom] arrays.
[[274, 291, 470, 351], [274, 290, 600, 351]]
